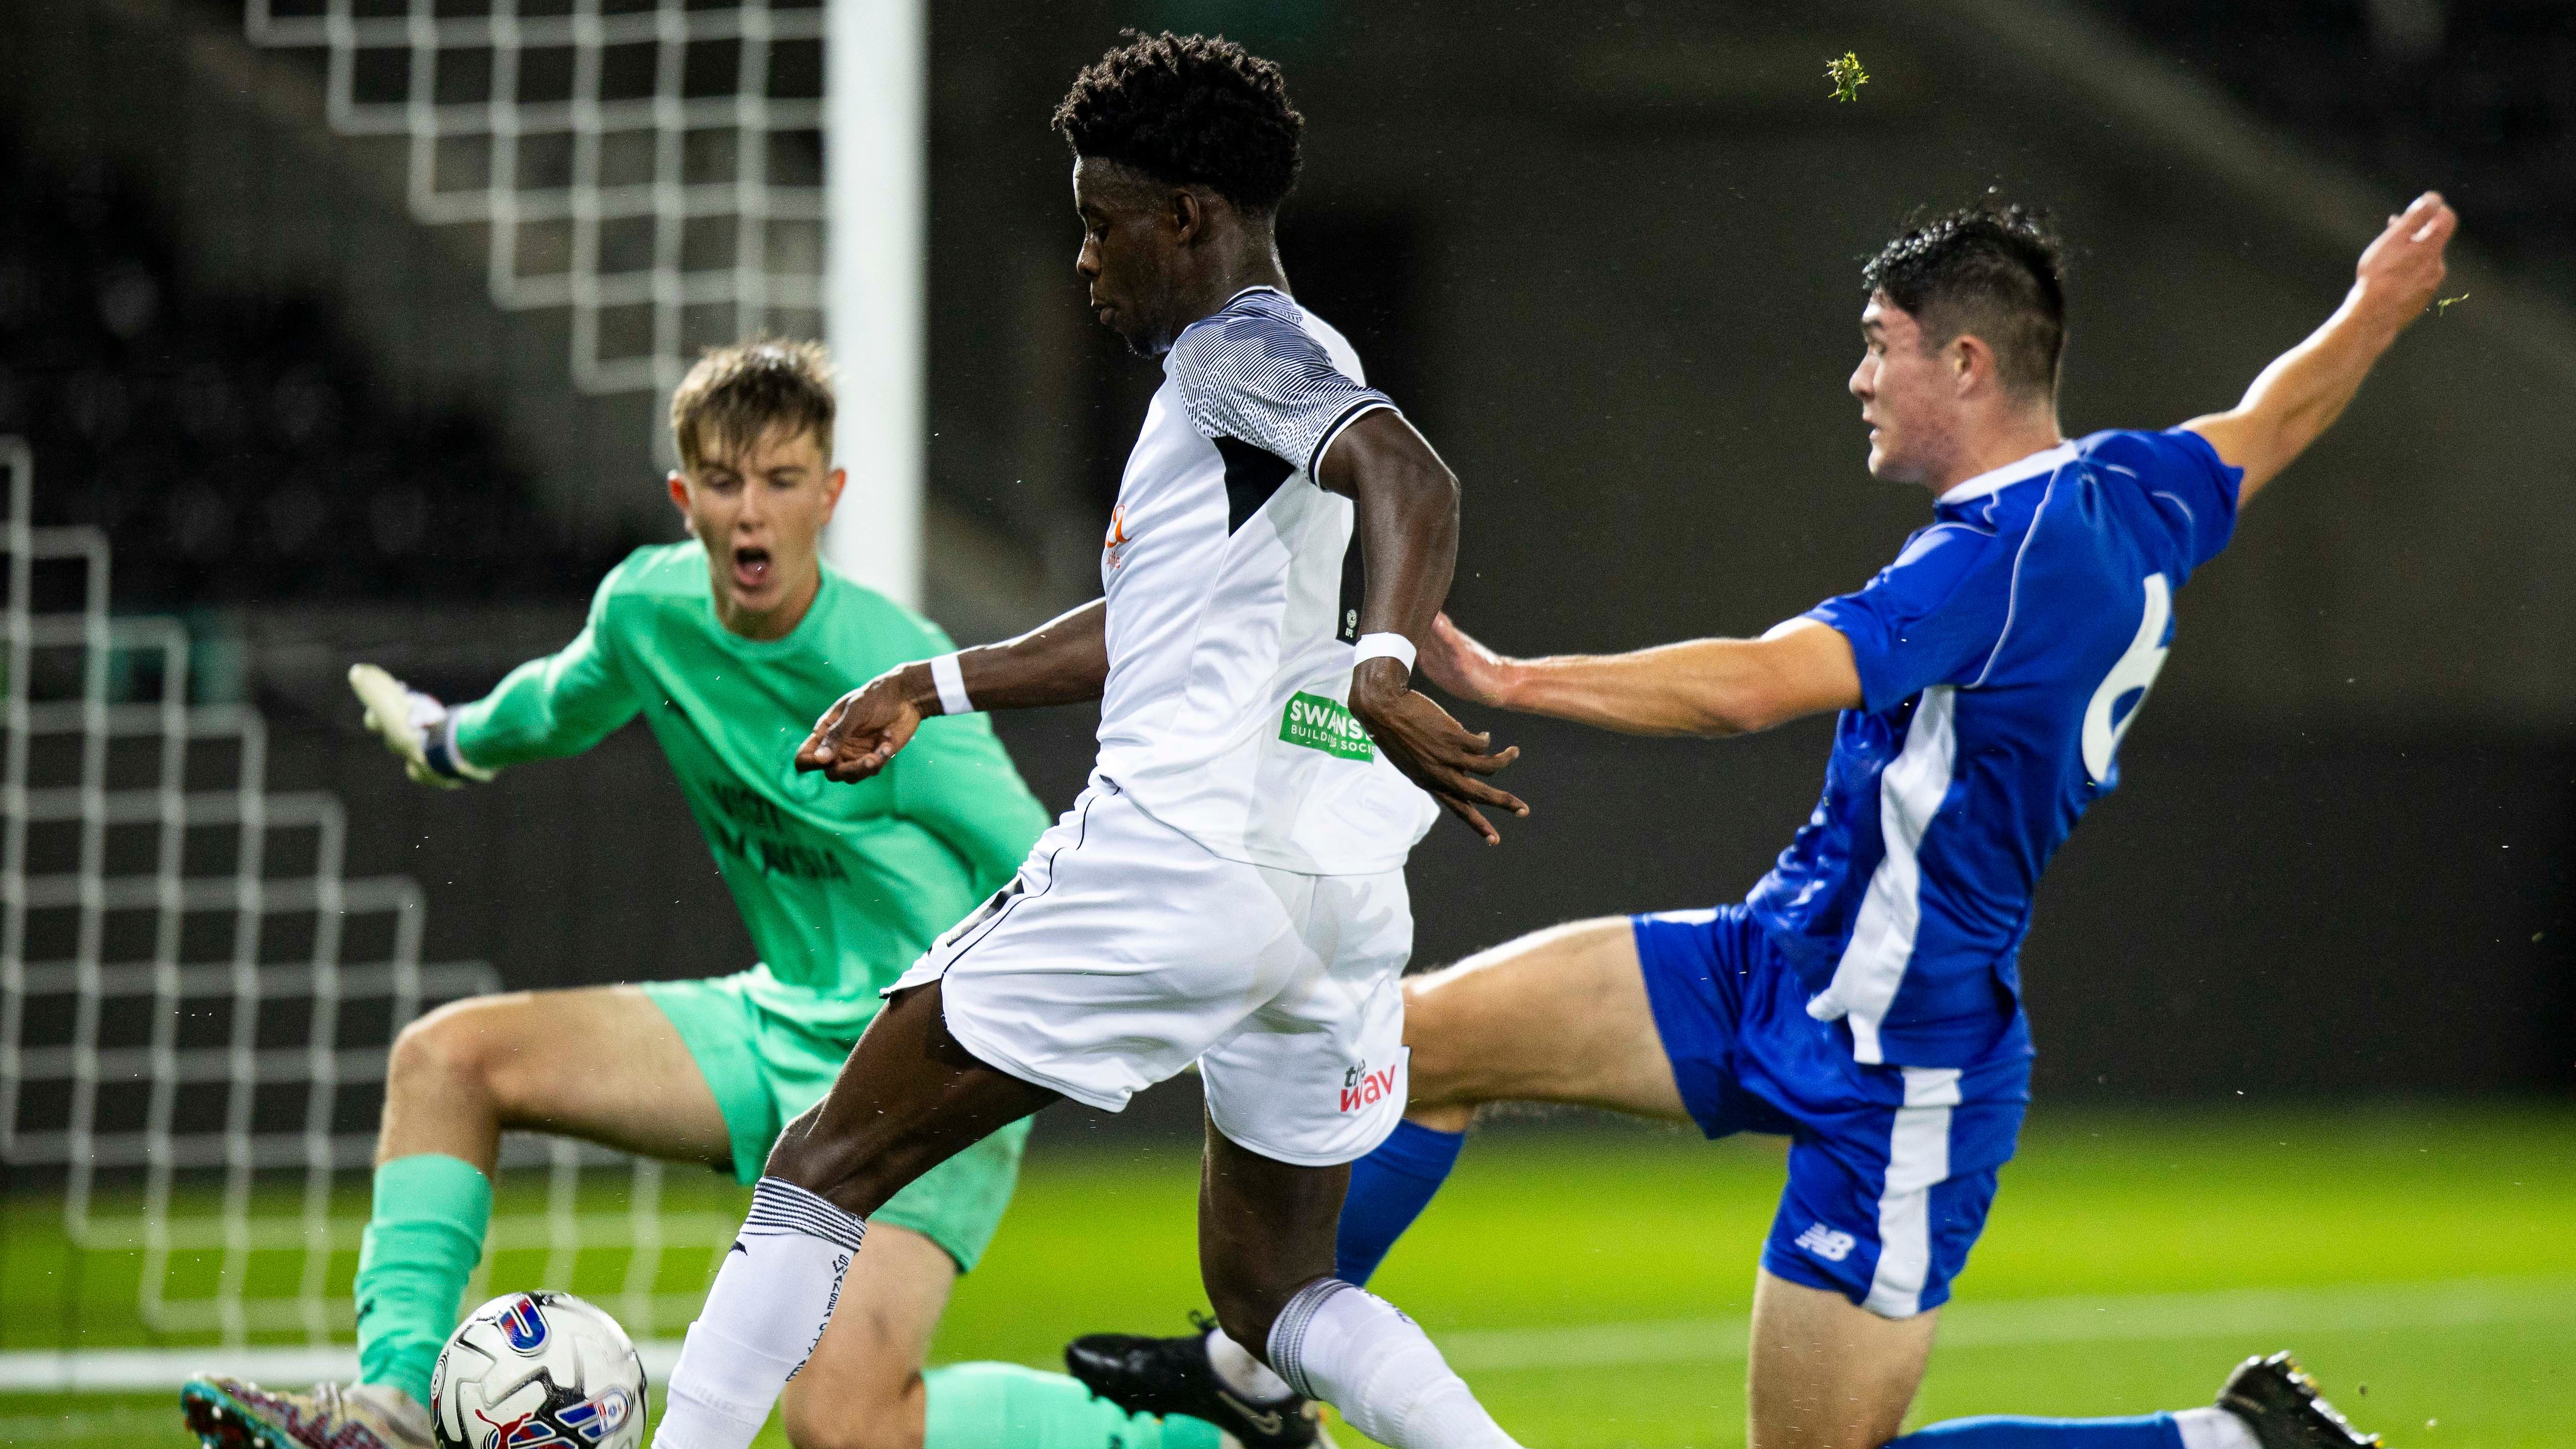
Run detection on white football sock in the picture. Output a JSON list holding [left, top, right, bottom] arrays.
[[1205, 1324, 1296, 1404], [1266, 1279, 1519, 1449], [654, 1178, 866, 1449], [2174, 1407, 2263, 1449]]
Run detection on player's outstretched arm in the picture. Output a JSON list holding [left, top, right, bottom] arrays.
[[796, 598, 1108, 784], [2183, 191, 2457, 505], [1421, 613, 1862, 738], [1318, 409, 1529, 844], [348, 664, 494, 788]]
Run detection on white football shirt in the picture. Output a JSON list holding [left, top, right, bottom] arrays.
[[1090, 287, 1439, 875]]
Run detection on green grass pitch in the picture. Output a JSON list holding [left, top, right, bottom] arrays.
[[4, 1103, 2571, 1447]]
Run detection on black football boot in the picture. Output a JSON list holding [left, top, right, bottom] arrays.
[[1065, 1312, 1328, 1449], [2216, 1351, 2383, 1448]]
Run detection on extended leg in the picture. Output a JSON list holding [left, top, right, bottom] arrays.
[[1887, 1351, 2377, 1448], [656, 982, 1057, 1449], [1745, 1279, 2269, 1448], [1334, 917, 1686, 1286], [1402, 917, 1692, 1123], [1199, 1123, 1522, 1449], [362, 987, 734, 1407], [186, 987, 739, 1449], [782, 1221, 1217, 1449], [1747, 1268, 1938, 1449]]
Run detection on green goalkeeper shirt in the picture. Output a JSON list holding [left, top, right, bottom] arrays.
[[450, 541, 1049, 1035]]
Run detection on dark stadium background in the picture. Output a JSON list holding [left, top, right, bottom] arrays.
[[0, 0, 2567, 1152]]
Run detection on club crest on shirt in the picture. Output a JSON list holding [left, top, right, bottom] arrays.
[[1103, 504, 1133, 571]]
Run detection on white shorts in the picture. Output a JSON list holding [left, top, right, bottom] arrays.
[[888, 782, 1413, 1167]]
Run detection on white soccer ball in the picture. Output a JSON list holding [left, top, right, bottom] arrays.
[[429, 1291, 647, 1449]]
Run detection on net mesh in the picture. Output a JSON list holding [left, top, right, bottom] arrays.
[[0, 439, 725, 1347], [242, 0, 829, 398]]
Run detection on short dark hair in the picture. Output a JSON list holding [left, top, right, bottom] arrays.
[[1862, 205, 2067, 398], [669, 339, 834, 472], [1051, 31, 1303, 215]]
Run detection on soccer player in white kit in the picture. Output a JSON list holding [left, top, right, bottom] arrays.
[[647, 33, 1531, 1449]]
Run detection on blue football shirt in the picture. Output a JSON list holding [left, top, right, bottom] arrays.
[[1744, 428, 2243, 1068]]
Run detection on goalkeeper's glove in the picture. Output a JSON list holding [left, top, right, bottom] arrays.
[[348, 663, 495, 789]]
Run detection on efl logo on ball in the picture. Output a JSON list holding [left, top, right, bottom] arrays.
[[497, 1296, 550, 1355], [432, 1291, 646, 1449]]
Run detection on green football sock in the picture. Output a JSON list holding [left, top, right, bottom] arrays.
[[353, 1153, 492, 1408], [925, 1362, 1223, 1449]]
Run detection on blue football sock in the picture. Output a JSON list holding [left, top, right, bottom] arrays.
[[1333, 1118, 1465, 1286], [1890, 1413, 2185, 1448]]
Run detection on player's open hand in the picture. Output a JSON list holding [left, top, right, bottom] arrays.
[[1417, 613, 1517, 709], [2355, 191, 2457, 328], [796, 671, 923, 783], [1350, 657, 1527, 845]]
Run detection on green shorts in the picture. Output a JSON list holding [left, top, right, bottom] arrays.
[[642, 968, 1029, 1272]]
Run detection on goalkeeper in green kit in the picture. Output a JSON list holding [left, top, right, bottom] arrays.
[[183, 342, 1227, 1449]]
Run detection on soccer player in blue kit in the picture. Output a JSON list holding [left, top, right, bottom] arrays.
[[1069, 193, 2459, 1449]]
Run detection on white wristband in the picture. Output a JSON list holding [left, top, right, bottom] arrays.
[[928, 652, 974, 716], [1351, 632, 1417, 676]]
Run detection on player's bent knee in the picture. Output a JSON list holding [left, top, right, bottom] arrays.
[[385, 997, 510, 1103]]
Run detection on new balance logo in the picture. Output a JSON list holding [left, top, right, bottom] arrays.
[[1794, 1223, 1857, 1262]]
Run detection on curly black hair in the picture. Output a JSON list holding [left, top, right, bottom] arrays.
[[1862, 205, 2068, 398], [1052, 31, 1303, 215]]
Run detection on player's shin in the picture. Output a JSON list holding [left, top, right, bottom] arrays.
[[1334, 1117, 1465, 1285], [1891, 1408, 2256, 1449], [657, 1178, 868, 1449], [1267, 1279, 1520, 1449], [353, 1153, 493, 1410]]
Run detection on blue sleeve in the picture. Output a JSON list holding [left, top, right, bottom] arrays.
[[1804, 524, 2014, 714], [2091, 428, 2242, 569]]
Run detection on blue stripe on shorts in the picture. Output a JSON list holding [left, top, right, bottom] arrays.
[[1631, 905, 2029, 1318]]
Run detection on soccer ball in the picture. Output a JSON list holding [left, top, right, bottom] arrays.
[[429, 1291, 647, 1448]]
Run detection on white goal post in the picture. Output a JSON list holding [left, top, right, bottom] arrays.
[[237, 0, 926, 607], [821, 0, 927, 609]]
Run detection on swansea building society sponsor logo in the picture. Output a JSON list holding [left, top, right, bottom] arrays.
[[1280, 692, 1375, 761], [1340, 1059, 1399, 1113], [1795, 1223, 1857, 1262]]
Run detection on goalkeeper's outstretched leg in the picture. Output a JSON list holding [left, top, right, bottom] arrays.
[[185, 339, 1214, 1449], [186, 986, 1220, 1449]]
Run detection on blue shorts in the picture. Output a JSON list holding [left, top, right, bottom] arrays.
[[1632, 906, 2031, 1318]]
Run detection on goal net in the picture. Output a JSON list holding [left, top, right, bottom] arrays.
[[0, 440, 730, 1368], [241, 0, 830, 399]]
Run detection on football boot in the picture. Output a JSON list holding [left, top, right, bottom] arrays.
[[181, 1375, 434, 1449], [2215, 1352, 2383, 1448], [1066, 1313, 1328, 1449]]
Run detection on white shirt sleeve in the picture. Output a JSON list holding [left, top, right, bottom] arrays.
[[1170, 300, 1399, 478]]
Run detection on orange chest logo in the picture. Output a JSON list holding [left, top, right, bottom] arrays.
[[1103, 504, 1135, 569]]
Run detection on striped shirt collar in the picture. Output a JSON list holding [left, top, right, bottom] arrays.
[[1937, 440, 2077, 506]]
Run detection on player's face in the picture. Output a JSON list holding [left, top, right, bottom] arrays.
[[668, 424, 846, 630], [1072, 156, 1183, 356], [1849, 292, 1962, 487]]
